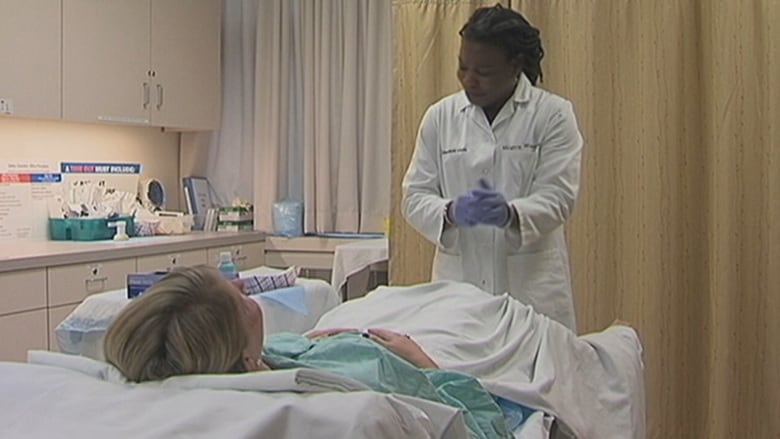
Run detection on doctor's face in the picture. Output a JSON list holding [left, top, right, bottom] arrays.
[[457, 39, 522, 113]]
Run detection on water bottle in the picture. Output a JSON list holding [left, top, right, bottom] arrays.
[[218, 251, 239, 280]]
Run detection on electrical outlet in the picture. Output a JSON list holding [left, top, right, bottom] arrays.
[[0, 98, 14, 115]]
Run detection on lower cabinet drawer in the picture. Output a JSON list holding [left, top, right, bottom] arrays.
[[48, 258, 137, 307], [0, 309, 47, 362], [136, 250, 208, 272]]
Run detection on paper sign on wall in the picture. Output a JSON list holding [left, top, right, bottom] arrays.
[[0, 161, 142, 240], [60, 162, 142, 199], [0, 161, 60, 240]]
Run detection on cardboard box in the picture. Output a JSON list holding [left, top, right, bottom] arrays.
[[126, 271, 169, 298]]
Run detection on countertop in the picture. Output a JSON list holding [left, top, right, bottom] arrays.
[[0, 231, 266, 273]]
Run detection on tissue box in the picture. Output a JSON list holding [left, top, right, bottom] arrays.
[[49, 216, 135, 241], [126, 271, 169, 298]]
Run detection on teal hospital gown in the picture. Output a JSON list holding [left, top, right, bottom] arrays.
[[263, 332, 512, 439]]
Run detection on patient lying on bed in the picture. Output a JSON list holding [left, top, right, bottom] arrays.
[[104, 265, 518, 439], [103, 265, 644, 439]]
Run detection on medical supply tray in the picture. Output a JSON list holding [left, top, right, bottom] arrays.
[[49, 216, 135, 241]]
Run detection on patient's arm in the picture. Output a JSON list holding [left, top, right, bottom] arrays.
[[365, 328, 439, 369]]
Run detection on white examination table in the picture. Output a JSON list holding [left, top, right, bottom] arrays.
[[3, 278, 642, 439]]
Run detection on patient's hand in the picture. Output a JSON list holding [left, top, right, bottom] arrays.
[[365, 328, 439, 369]]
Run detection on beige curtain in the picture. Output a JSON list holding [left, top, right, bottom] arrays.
[[390, 1, 780, 438], [390, 0, 505, 282]]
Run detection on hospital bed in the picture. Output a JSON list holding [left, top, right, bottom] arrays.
[[0, 278, 644, 439]]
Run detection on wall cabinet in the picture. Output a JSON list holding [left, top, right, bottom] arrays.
[[0, 0, 61, 119], [62, 0, 221, 130]]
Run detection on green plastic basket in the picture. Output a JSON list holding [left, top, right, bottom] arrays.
[[49, 217, 135, 241]]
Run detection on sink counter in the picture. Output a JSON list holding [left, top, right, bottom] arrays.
[[0, 231, 266, 273]]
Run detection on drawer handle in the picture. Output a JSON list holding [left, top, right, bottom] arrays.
[[85, 277, 108, 293]]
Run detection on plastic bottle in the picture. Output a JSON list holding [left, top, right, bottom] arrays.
[[108, 221, 129, 241], [218, 251, 239, 280]]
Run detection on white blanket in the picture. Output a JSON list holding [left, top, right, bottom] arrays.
[[3, 351, 471, 439], [313, 281, 646, 439]]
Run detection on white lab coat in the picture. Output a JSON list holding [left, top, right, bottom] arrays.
[[402, 75, 583, 330]]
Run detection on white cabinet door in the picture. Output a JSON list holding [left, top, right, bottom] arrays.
[[0, 310, 47, 362], [207, 242, 265, 271], [0, 0, 61, 119], [0, 269, 46, 315], [62, 0, 151, 125], [136, 249, 208, 272], [61, 0, 220, 129], [48, 258, 137, 307], [150, 0, 221, 130]]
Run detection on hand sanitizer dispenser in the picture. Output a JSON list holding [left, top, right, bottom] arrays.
[[108, 221, 130, 241]]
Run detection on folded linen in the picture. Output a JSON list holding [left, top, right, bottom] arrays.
[[242, 266, 298, 294], [26, 350, 369, 394]]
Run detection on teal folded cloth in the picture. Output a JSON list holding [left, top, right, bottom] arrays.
[[263, 332, 512, 439]]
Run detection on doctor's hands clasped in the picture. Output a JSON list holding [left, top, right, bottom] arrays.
[[448, 178, 513, 228]]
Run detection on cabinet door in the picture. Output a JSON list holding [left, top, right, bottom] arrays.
[[150, 0, 221, 130], [207, 242, 265, 272], [48, 258, 137, 307], [62, 0, 151, 124], [0, 310, 47, 362], [0, 0, 61, 119], [0, 269, 46, 315], [136, 249, 208, 272]]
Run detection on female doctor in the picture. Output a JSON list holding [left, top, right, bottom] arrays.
[[402, 5, 583, 330]]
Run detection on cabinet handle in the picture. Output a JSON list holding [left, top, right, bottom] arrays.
[[156, 84, 164, 110], [143, 82, 150, 109]]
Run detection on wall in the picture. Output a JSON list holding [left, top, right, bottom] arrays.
[[0, 116, 181, 239]]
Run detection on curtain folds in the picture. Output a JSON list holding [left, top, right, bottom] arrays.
[[255, 0, 391, 233], [390, 0, 779, 438], [182, 0, 391, 234]]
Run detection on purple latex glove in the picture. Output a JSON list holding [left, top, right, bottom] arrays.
[[450, 193, 482, 227], [471, 179, 511, 227]]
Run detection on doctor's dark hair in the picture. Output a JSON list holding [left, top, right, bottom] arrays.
[[459, 4, 544, 85]]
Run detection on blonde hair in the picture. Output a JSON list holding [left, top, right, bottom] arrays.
[[103, 266, 248, 382]]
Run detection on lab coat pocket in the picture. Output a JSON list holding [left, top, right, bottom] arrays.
[[432, 249, 465, 283], [507, 249, 572, 327], [501, 147, 540, 196]]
